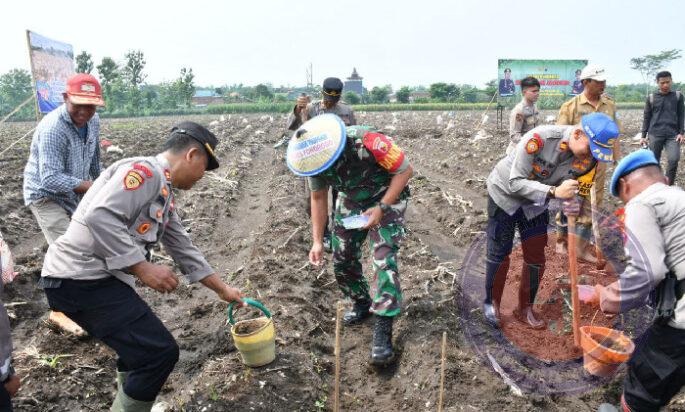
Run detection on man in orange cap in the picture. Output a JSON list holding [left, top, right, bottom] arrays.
[[23, 73, 106, 336]]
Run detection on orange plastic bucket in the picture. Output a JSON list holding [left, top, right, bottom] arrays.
[[580, 326, 635, 377]]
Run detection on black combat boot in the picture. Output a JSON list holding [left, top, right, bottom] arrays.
[[343, 299, 372, 325], [370, 315, 395, 366]]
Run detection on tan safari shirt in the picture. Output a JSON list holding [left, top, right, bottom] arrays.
[[41, 154, 214, 287]]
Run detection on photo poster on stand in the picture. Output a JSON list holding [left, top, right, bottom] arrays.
[[26, 30, 75, 114], [497, 59, 588, 106]]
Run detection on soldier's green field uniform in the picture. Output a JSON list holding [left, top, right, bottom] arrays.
[[308, 126, 410, 317]]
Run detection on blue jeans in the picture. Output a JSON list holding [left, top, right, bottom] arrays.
[[484, 196, 549, 307]]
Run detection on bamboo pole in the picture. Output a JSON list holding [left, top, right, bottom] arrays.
[[333, 301, 343, 412], [438, 331, 447, 412], [568, 216, 581, 347]]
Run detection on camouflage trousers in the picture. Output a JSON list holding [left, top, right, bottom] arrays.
[[332, 197, 408, 317]]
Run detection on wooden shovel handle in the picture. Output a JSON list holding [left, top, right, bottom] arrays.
[[568, 216, 581, 348]]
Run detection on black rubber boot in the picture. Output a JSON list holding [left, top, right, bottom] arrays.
[[343, 299, 372, 325], [371, 315, 395, 366]]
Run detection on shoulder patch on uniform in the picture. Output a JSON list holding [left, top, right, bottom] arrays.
[[362, 132, 405, 172], [133, 163, 153, 178], [164, 169, 171, 181], [124, 170, 144, 190], [525, 133, 544, 155], [137, 222, 151, 234], [515, 113, 523, 122], [559, 141, 568, 152]]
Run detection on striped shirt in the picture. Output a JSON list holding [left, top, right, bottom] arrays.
[[23, 105, 102, 214]]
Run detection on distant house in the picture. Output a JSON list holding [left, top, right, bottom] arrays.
[[409, 91, 430, 102], [343, 68, 364, 96], [192, 89, 224, 107]]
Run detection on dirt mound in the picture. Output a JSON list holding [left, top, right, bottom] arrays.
[[1, 110, 682, 411]]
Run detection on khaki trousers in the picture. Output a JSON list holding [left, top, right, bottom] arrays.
[[28, 198, 70, 245]]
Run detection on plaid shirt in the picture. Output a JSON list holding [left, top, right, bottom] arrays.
[[23, 105, 102, 214]]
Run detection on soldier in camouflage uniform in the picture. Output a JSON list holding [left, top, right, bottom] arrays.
[[286, 116, 413, 366]]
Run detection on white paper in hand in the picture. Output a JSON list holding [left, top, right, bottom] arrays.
[[341, 215, 369, 230]]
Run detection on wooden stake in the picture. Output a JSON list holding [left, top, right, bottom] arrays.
[[590, 184, 606, 269], [333, 301, 343, 412], [438, 331, 447, 412], [568, 216, 581, 347]]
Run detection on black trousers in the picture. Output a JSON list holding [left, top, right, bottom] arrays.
[[649, 135, 680, 185], [0, 384, 11, 412], [43, 277, 179, 402], [484, 196, 549, 306], [623, 322, 685, 411]]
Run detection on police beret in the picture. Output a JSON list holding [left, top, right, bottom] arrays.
[[610, 149, 659, 196], [583, 112, 619, 163]]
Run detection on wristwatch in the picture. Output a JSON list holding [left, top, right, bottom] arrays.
[[379, 202, 391, 214]]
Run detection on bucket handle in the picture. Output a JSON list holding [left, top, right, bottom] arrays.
[[227, 298, 271, 325]]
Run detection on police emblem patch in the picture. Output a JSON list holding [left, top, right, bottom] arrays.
[[363, 132, 405, 172], [137, 222, 151, 234], [124, 170, 144, 190], [133, 163, 153, 177]]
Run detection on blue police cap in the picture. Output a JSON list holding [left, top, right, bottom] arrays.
[[610, 149, 659, 196], [582, 113, 619, 163]]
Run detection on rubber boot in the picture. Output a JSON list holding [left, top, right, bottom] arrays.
[[110, 377, 154, 412], [116, 370, 129, 393], [597, 403, 619, 412], [482, 302, 500, 328], [343, 298, 372, 325], [371, 315, 395, 366]]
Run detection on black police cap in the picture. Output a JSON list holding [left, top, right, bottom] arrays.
[[170, 121, 220, 170], [322, 77, 344, 100]]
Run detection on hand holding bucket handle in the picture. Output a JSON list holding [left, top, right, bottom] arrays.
[[228, 298, 272, 325]]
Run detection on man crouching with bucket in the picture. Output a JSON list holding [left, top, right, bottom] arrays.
[[286, 114, 413, 366]]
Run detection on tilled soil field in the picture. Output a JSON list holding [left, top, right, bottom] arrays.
[[1, 109, 684, 411]]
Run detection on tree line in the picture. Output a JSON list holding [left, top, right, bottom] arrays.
[[0, 49, 681, 120]]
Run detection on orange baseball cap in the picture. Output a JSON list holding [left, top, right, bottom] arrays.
[[65, 73, 105, 106]]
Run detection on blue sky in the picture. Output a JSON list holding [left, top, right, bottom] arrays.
[[2, 0, 684, 88]]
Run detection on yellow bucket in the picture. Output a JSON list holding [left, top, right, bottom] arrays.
[[228, 298, 276, 367]]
